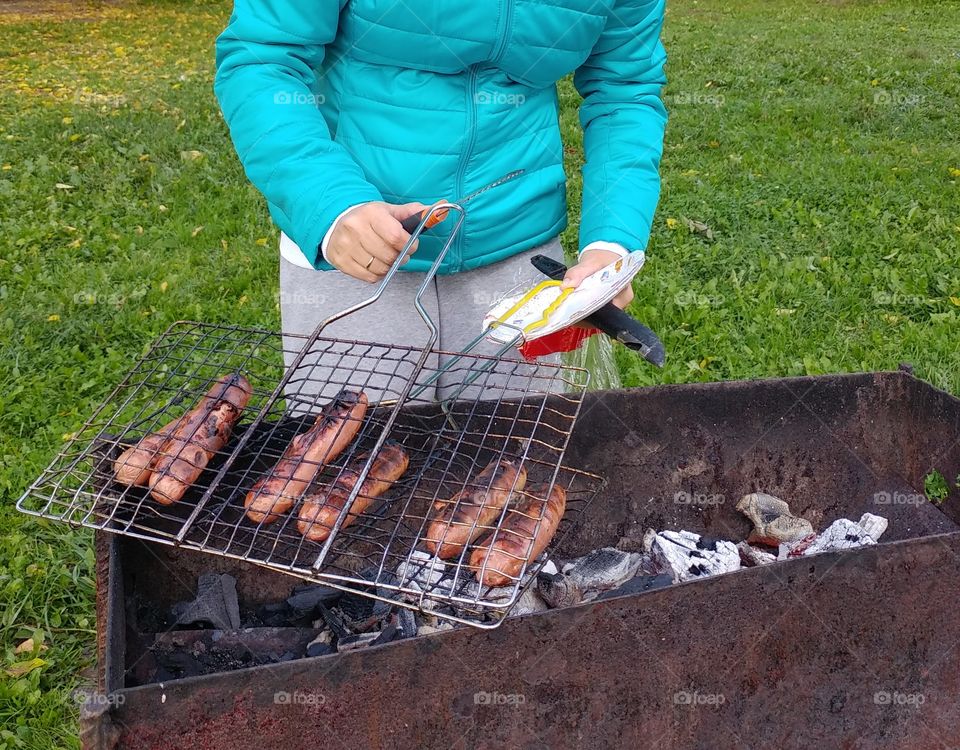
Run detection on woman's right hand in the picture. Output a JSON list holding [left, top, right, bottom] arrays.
[[325, 201, 427, 282]]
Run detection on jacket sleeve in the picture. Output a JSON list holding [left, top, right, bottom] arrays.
[[214, 0, 383, 267], [573, 0, 668, 254]]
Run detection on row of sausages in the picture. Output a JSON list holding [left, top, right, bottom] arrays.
[[112, 375, 565, 587], [424, 458, 567, 587]]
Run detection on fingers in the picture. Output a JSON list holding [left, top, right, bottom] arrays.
[[327, 202, 425, 283], [613, 284, 635, 309]]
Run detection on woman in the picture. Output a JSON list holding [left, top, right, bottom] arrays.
[[214, 0, 667, 401]]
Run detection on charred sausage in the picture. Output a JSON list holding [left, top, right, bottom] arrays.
[[469, 482, 566, 587], [297, 442, 409, 542], [423, 458, 527, 560], [113, 415, 186, 487], [244, 389, 369, 524], [148, 373, 253, 505]]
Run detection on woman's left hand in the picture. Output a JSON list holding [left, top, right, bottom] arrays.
[[561, 248, 634, 309]]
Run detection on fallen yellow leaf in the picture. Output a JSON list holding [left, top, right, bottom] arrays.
[[160, 281, 169, 293], [255, 237, 268, 246], [180, 149, 203, 162], [5, 658, 45, 678], [191, 226, 204, 237], [707, 140, 720, 148], [949, 168, 960, 178], [665, 217, 679, 230], [47, 314, 60, 322], [949, 296, 960, 307]]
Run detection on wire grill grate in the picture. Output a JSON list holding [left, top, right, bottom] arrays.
[[18, 320, 603, 627]]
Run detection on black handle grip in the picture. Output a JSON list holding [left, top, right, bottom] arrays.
[[400, 213, 425, 234]]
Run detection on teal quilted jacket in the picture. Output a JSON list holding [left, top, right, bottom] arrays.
[[214, 0, 667, 273]]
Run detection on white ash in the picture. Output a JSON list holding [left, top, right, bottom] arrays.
[[417, 622, 455, 636], [395, 550, 447, 594], [858, 513, 888, 541], [650, 530, 740, 583], [540, 559, 558, 577], [802, 518, 878, 556], [510, 586, 549, 616]]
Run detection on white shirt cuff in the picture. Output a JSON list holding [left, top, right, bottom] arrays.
[[580, 241, 630, 260], [319, 203, 372, 263]]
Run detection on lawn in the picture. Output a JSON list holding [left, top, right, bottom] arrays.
[[0, 0, 958, 746]]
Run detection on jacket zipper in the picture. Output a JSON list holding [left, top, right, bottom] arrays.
[[491, 0, 513, 62], [454, 64, 479, 272]]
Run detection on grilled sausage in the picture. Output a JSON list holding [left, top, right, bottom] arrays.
[[423, 458, 527, 560], [297, 442, 409, 542], [244, 389, 369, 524], [148, 373, 253, 505], [469, 482, 567, 587], [113, 415, 186, 487]]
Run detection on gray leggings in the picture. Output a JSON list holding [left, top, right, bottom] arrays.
[[279, 238, 563, 407]]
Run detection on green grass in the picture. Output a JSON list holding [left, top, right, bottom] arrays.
[[0, 0, 958, 745]]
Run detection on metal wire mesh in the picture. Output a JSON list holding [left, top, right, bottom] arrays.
[[18, 321, 603, 627]]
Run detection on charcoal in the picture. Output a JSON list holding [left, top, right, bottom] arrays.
[[317, 604, 352, 639], [250, 601, 295, 628], [696, 536, 723, 552], [286, 585, 342, 613], [171, 574, 241, 631], [372, 624, 400, 646], [306, 630, 334, 658], [397, 609, 418, 638], [307, 642, 334, 658], [335, 567, 396, 632], [596, 573, 673, 600], [737, 541, 777, 567], [538, 548, 645, 608]]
